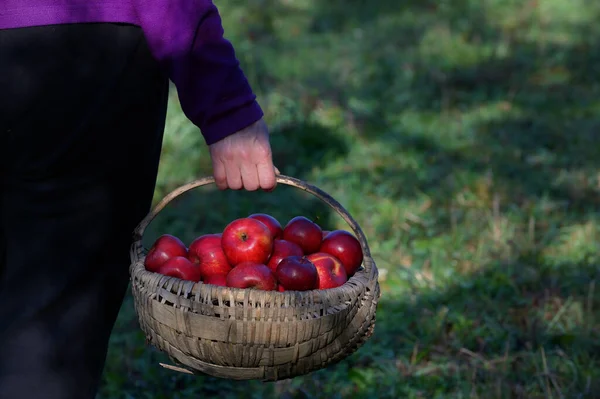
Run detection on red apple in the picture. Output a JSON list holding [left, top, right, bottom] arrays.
[[221, 218, 274, 266], [248, 213, 283, 239], [266, 239, 304, 272], [225, 262, 277, 291], [275, 255, 319, 291], [306, 252, 348, 289], [203, 274, 228, 287], [277, 285, 286, 292], [320, 230, 363, 276], [282, 216, 323, 255], [322, 230, 331, 240], [188, 233, 232, 277], [144, 234, 188, 272], [157, 256, 202, 282]]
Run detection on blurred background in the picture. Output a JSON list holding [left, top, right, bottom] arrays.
[[98, 1, 600, 398]]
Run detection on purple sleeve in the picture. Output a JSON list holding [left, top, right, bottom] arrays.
[[132, 0, 264, 145]]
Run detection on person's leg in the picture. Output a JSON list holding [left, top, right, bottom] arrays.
[[0, 23, 169, 399]]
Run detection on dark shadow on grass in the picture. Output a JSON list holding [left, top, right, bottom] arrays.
[[269, 121, 351, 179], [320, 257, 600, 397], [309, 0, 439, 33]]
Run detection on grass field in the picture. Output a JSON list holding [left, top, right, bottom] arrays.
[[98, 1, 600, 398]]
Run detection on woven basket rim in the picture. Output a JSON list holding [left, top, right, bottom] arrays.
[[129, 256, 373, 309]]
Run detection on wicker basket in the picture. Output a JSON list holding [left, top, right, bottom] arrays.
[[129, 175, 380, 381]]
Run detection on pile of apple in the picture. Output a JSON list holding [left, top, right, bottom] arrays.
[[143, 214, 363, 291]]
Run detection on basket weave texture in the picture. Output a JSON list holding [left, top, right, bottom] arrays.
[[129, 175, 381, 381]]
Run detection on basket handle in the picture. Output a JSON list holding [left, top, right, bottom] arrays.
[[133, 174, 373, 265]]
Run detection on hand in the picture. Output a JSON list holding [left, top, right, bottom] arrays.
[[208, 118, 279, 191]]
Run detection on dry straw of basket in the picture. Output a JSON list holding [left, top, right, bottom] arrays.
[[129, 175, 381, 381]]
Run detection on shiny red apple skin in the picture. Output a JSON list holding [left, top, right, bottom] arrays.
[[225, 262, 277, 291], [306, 252, 348, 289], [203, 274, 228, 287], [275, 255, 319, 291], [319, 230, 363, 277], [157, 256, 202, 282], [144, 234, 188, 272], [221, 218, 274, 266], [248, 213, 283, 239], [282, 216, 323, 255], [266, 239, 304, 272], [188, 233, 232, 277]]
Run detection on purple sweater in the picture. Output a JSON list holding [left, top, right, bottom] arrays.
[[0, 0, 264, 145]]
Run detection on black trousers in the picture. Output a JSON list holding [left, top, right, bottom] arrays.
[[0, 23, 169, 399]]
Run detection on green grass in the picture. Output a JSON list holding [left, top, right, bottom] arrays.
[[98, 0, 600, 397]]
